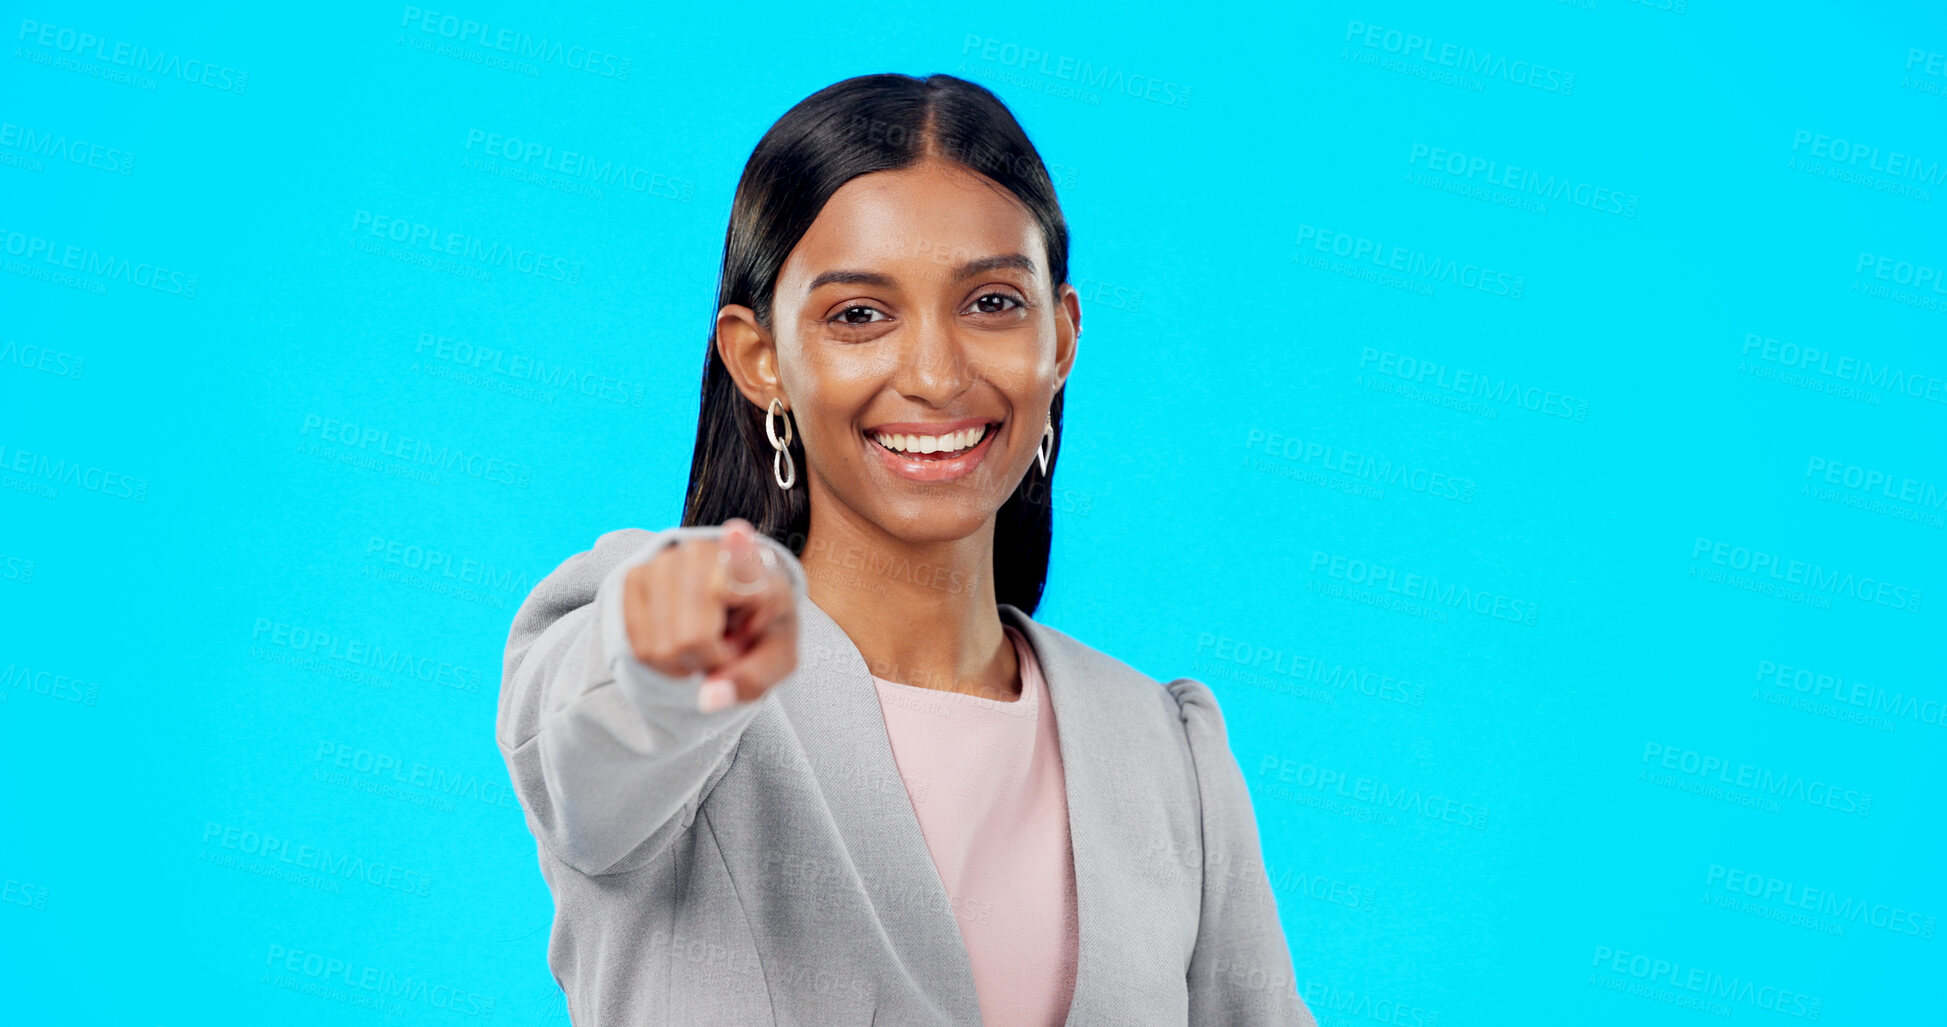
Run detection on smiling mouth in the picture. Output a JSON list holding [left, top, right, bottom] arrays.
[[865, 421, 1000, 460]]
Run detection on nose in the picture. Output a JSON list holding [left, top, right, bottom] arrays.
[[892, 313, 973, 408]]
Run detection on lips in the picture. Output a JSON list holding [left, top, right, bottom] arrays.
[[862, 419, 1003, 483]]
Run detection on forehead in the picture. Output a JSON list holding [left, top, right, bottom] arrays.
[[780, 160, 1045, 288]]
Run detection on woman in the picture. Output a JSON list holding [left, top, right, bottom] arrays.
[[498, 72, 1313, 1026]]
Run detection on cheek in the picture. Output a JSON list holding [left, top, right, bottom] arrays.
[[794, 398, 855, 456], [783, 337, 900, 396], [784, 370, 875, 455], [984, 348, 1052, 402]]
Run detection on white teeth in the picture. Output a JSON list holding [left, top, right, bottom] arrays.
[[871, 424, 988, 454]]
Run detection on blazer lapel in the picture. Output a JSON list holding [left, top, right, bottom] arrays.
[[999, 603, 1115, 1027], [777, 595, 984, 1023], [773, 594, 1124, 1026]]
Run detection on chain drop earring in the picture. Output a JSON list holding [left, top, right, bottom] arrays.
[[765, 397, 796, 490], [1035, 414, 1054, 475]]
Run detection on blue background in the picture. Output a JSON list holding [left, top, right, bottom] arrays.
[[4, 1, 1943, 1022]]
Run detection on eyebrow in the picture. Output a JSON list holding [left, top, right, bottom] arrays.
[[805, 253, 1038, 293]]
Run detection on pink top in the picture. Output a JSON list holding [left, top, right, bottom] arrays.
[[869, 624, 1080, 1027]]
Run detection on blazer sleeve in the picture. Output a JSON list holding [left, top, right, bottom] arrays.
[[496, 524, 808, 877], [1168, 678, 1318, 1027]]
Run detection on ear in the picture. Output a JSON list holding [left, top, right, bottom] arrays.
[[1052, 282, 1081, 392], [716, 304, 782, 409]]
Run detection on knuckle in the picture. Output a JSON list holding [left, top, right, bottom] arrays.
[[639, 641, 676, 670], [671, 633, 707, 662]]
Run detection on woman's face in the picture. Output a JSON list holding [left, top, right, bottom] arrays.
[[722, 156, 1080, 546]]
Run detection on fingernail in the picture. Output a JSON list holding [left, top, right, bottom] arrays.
[[697, 676, 737, 713]]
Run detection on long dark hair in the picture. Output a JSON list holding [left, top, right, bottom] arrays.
[[680, 73, 1071, 615]]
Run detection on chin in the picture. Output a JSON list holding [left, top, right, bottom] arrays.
[[879, 499, 1000, 545]]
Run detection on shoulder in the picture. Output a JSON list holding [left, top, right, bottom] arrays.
[[1164, 678, 1232, 744], [1009, 611, 1260, 863], [1163, 679, 1249, 814], [1003, 605, 1231, 744], [1006, 609, 1166, 699]]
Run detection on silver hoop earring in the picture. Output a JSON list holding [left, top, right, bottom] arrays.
[[1035, 415, 1054, 475], [765, 397, 796, 490]]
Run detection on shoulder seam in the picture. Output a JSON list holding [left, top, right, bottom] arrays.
[[1166, 678, 1212, 955]]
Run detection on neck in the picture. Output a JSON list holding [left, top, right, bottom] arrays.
[[797, 496, 1020, 702]]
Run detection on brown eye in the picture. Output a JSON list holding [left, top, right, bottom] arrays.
[[832, 305, 888, 325], [969, 292, 1023, 315]]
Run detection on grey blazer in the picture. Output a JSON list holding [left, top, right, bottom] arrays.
[[498, 525, 1315, 1026]]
